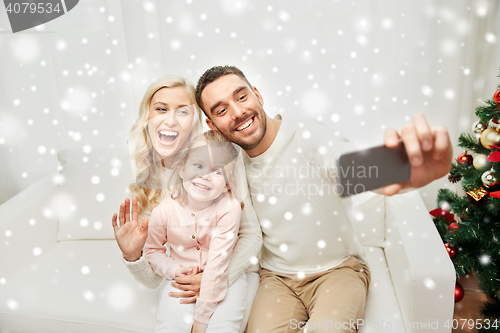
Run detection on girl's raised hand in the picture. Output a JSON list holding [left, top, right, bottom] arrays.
[[111, 197, 149, 262]]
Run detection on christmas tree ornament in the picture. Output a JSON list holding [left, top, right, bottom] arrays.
[[448, 173, 461, 183], [473, 154, 492, 171], [444, 243, 457, 258], [489, 191, 500, 198], [466, 188, 489, 206], [472, 121, 486, 134], [457, 152, 473, 167], [448, 222, 459, 232], [455, 283, 464, 303], [486, 145, 500, 162], [430, 208, 455, 222], [494, 89, 500, 104], [481, 169, 498, 188], [488, 117, 500, 130], [480, 128, 500, 149]]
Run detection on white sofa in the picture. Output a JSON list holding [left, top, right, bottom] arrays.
[[0, 148, 456, 333]]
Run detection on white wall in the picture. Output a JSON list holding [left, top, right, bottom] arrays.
[[0, 0, 499, 209]]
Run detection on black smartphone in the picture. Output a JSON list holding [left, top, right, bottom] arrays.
[[336, 141, 411, 197]]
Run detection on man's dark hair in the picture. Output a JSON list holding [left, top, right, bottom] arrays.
[[195, 65, 252, 116]]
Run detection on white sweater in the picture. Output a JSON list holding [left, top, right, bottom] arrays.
[[123, 152, 262, 288], [243, 114, 367, 275]]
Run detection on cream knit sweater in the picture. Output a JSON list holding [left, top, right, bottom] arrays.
[[243, 114, 367, 275]]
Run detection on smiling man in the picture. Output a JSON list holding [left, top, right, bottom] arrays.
[[197, 70, 278, 158], [195, 65, 452, 333]]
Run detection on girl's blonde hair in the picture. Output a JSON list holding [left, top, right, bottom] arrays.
[[168, 130, 243, 209], [128, 75, 204, 216]]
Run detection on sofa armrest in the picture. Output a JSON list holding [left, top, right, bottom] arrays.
[[384, 190, 455, 333], [0, 172, 59, 280]]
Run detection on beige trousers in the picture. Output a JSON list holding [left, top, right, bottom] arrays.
[[246, 256, 371, 333]]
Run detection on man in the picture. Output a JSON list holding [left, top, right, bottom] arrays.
[[194, 65, 452, 332]]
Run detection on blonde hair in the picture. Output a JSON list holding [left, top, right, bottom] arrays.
[[168, 130, 243, 209], [128, 75, 204, 216]]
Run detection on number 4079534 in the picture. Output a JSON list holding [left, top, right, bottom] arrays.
[[5, 2, 61, 14], [444, 319, 498, 330]]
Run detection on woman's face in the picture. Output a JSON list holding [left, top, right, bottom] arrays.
[[147, 87, 196, 159]]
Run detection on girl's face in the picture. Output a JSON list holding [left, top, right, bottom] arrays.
[[147, 87, 196, 159], [179, 145, 230, 205]]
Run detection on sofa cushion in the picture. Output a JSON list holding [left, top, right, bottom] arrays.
[[57, 148, 134, 241], [349, 191, 386, 247], [0, 240, 158, 333]]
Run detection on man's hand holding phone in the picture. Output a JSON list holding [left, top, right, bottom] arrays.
[[337, 113, 452, 197], [383, 113, 452, 196]]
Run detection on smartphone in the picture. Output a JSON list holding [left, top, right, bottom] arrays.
[[336, 141, 411, 197]]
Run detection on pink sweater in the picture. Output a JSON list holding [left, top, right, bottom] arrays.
[[144, 194, 241, 325]]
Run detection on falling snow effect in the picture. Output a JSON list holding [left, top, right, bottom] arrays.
[[479, 254, 491, 265], [0, 1, 497, 331], [423, 278, 436, 290]]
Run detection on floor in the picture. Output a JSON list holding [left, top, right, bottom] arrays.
[[452, 274, 490, 333]]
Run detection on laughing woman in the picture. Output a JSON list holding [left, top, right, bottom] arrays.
[[111, 75, 262, 332]]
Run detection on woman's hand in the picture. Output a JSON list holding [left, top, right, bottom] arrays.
[[190, 320, 208, 333], [169, 267, 203, 304], [112, 197, 149, 262]]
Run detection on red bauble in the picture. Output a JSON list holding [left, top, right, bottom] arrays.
[[494, 89, 500, 104], [455, 282, 464, 303], [444, 243, 457, 258], [456, 153, 473, 167], [448, 222, 459, 232]]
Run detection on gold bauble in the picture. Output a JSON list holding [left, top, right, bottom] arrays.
[[473, 154, 492, 171], [480, 128, 500, 149]]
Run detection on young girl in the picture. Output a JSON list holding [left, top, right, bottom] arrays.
[[112, 75, 261, 333], [144, 131, 246, 333]]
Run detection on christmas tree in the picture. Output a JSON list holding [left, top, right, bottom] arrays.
[[432, 81, 500, 332]]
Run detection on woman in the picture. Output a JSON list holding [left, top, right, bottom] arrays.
[[111, 75, 262, 332]]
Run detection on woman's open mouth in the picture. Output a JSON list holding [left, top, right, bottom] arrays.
[[157, 130, 179, 146]]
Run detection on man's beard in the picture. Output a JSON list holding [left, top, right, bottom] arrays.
[[213, 113, 267, 151]]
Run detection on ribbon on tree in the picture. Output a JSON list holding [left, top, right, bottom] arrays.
[[486, 145, 500, 162], [489, 191, 500, 198], [429, 208, 456, 222]]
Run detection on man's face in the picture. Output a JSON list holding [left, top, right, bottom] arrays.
[[200, 74, 267, 151]]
